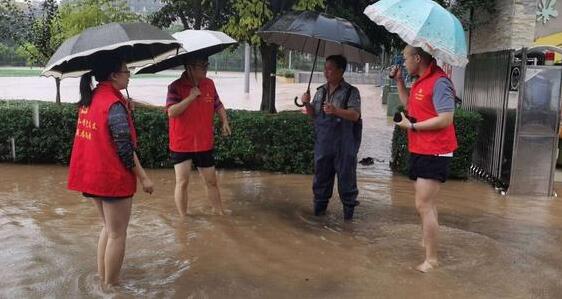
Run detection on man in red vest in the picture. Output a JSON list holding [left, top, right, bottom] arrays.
[[166, 55, 231, 217], [391, 46, 458, 273]]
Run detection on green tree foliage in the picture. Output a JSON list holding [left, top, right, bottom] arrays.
[[0, 0, 61, 66], [324, 0, 401, 57], [222, 0, 324, 113], [149, 0, 231, 30], [0, 0, 63, 102], [0, 42, 27, 66], [56, 0, 142, 41]]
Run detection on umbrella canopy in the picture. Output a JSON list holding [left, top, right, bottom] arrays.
[[364, 0, 468, 67], [42, 22, 181, 79], [135, 30, 237, 74], [257, 11, 377, 64]]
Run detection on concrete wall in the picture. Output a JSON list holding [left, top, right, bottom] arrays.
[[470, 0, 538, 53]]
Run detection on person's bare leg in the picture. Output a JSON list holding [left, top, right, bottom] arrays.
[[93, 199, 107, 283], [174, 160, 192, 217], [102, 198, 132, 286], [198, 166, 224, 215], [414, 178, 441, 273]]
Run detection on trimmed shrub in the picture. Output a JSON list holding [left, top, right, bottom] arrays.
[[276, 68, 295, 78], [0, 100, 314, 174], [390, 107, 482, 179]]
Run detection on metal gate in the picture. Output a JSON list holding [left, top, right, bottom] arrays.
[[508, 48, 562, 196], [463, 50, 514, 187]]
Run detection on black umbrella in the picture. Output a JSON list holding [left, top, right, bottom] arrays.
[[42, 22, 181, 79], [257, 11, 376, 107]]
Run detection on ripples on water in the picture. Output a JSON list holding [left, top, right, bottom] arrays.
[[1, 86, 562, 298]]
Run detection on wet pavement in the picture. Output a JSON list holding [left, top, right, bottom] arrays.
[[1, 73, 562, 298]]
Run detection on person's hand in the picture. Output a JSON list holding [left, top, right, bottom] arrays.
[[395, 112, 412, 129], [141, 177, 154, 194], [323, 102, 338, 115], [222, 122, 232, 136], [302, 91, 311, 104], [188, 86, 201, 100], [390, 65, 403, 83]]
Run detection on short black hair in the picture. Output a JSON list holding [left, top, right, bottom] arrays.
[[412, 47, 434, 64], [326, 55, 347, 72]]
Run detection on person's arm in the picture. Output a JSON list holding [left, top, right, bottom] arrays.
[[132, 152, 154, 194], [167, 85, 201, 118], [395, 110, 453, 131], [129, 98, 159, 110], [324, 104, 360, 121], [108, 103, 134, 169], [323, 87, 361, 122], [390, 66, 410, 106], [108, 103, 154, 194]]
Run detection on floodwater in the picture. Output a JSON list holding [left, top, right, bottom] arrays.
[[0, 70, 311, 111], [1, 79, 562, 298]]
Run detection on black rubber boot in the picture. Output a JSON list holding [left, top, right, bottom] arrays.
[[314, 202, 328, 216], [343, 205, 355, 221]]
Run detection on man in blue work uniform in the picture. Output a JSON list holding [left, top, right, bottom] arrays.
[[301, 55, 362, 221]]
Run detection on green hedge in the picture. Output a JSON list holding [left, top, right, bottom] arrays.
[[390, 107, 482, 179], [276, 68, 295, 78], [0, 100, 314, 174]]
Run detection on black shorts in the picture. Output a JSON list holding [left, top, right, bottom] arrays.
[[408, 153, 451, 183], [83, 193, 132, 202], [170, 150, 215, 168]]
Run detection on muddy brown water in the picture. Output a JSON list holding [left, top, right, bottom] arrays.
[[1, 84, 562, 298]]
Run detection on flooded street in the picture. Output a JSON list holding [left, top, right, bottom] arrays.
[[1, 78, 562, 298], [2, 165, 562, 298]]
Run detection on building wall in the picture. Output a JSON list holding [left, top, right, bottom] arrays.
[[470, 0, 538, 54], [535, 0, 562, 39], [534, 0, 562, 62]]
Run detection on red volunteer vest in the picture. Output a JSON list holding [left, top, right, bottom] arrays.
[[167, 75, 217, 152], [67, 82, 138, 197], [407, 62, 458, 155]]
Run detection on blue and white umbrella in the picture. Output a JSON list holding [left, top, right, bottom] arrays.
[[364, 0, 468, 67]]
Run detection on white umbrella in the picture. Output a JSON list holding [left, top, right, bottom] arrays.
[[135, 30, 237, 74]]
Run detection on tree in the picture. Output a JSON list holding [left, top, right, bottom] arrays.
[[223, 0, 324, 113], [149, 0, 231, 31], [56, 0, 142, 41], [324, 0, 402, 62], [1, 0, 64, 103]]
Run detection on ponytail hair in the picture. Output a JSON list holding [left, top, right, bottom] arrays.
[[77, 54, 124, 107], [78, 72, 93, 107]]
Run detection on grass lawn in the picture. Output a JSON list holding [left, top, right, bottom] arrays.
[[0, 68, 42, 77]]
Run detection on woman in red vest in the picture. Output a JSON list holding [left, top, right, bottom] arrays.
[[67, 56, 154, 287], [391, 46, 458, 273]]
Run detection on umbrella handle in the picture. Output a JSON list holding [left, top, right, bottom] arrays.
[[294, 96, 305, 107]]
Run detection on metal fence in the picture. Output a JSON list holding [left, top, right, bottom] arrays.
[[463, 50, 514, 187]]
